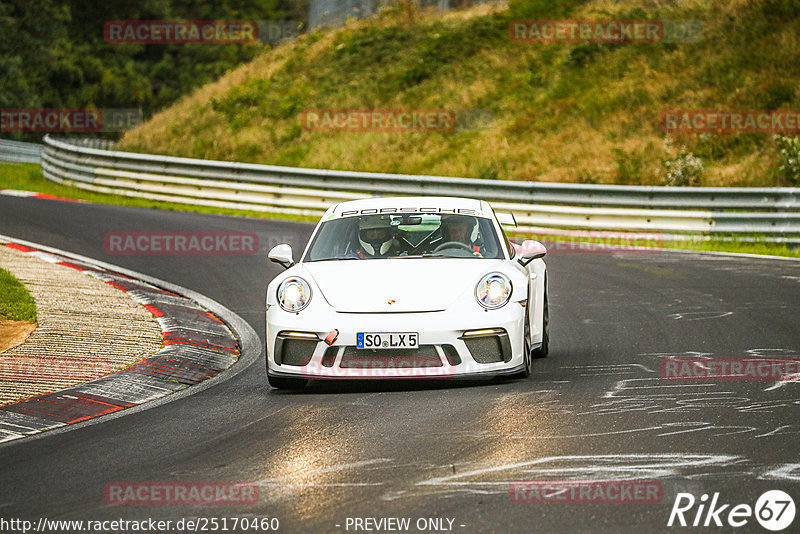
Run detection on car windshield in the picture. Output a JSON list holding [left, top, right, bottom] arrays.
[[304, 213, 505, 261]]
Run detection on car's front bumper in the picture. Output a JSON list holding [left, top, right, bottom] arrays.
[[266, 304, 527, 380]]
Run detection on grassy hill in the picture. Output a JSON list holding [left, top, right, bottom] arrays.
[[119, 0, 800, 187]]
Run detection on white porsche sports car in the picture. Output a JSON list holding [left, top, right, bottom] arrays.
[[265, 196, 549, 389]]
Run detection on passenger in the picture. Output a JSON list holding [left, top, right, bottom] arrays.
[[354, 216, 399, 258]]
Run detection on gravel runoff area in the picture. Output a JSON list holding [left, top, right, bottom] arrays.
[[0, 245, 163, 405]]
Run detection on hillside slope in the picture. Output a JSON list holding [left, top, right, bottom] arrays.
[[120, 0, 800, 187]]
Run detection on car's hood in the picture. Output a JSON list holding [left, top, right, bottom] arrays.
[[303, 259, 506, 313]]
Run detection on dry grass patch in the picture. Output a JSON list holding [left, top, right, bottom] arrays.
[[0, 320, 37, 354]]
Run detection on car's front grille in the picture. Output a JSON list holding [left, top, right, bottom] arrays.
[[340, 345, 442, 368], [442, 344, 461, 366], [463, 335, 509, 364], [277, 338, 316, 366], [321, 346, 338, 367]]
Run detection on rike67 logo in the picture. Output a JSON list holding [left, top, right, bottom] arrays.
[[668, 490, 795, 531]]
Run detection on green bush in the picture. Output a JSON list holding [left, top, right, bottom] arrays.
[[661, 138, 704, 186], [775, 135, 800, 185]]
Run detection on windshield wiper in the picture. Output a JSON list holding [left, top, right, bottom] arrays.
[[308, 257, 361, 262], [393, 253, 448, 258]]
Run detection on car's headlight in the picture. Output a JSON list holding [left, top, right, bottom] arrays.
[[277, 277, 312, 312], [475, 272, 512, 309]]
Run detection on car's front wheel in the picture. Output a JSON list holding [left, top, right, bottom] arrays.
[[267, 373, 307, 390], [531, 290, 549, 359], [514, 306, 533, 379]]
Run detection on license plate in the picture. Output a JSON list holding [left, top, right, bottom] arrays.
[[357, 332, 419, 349]]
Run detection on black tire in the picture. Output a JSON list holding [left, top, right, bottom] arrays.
[[267, 373, 307, 390], [513, 306, 533, 379], [531, 290, 549, 359]]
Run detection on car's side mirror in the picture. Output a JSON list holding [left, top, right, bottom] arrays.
[[518, 251, 546, 266], [515, 240, 547, 266], [268, 244, 294, 269]]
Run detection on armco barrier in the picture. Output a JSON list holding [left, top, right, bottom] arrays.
[[0, 139, 43, 164], [34, 135, 800, 235]]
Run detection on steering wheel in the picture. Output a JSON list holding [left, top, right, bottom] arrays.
[[433, 241, 473, 253]]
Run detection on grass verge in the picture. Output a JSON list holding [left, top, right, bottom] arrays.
[[0, 267, 37, 323], [661, 238, 800, 259], [510, 231, 800, 259], [0, 162, 317, 223]]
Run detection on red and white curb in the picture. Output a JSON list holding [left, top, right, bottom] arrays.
[[0, 236, 243, 443], [0, 189, 81, 202]]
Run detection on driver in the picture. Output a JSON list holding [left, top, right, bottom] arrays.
[[355, 215, 399, 258], [439, 215, 483, 256]]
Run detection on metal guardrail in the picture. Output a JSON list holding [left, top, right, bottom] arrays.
[[54, 137, 116, 150], [39, 135, 800, 236], [0, 139, 43, 163]]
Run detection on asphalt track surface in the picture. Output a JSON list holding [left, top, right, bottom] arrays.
[[1, 196, 799, 533]]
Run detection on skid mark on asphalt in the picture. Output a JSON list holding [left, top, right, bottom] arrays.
[[761, 464, 800, 482], [421, 422, 765, 440], [252, 458, 393, 485], [559, 363, 655, 377], [632, 349, 800, 394], [380, 454, 743, 500], [667, 311, 733, 321], [641, 351, 714, 359], [534, 357, 800, 419], [250, 459, 392, 505], [534, 355, 800, 440], [745, 348, 799, 357], [655, 421, 756, 437], [409, 425, 667, 441], [754, 425, 800, 438], [596, 376, 800, 415], [764, 378, 800, 391]]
